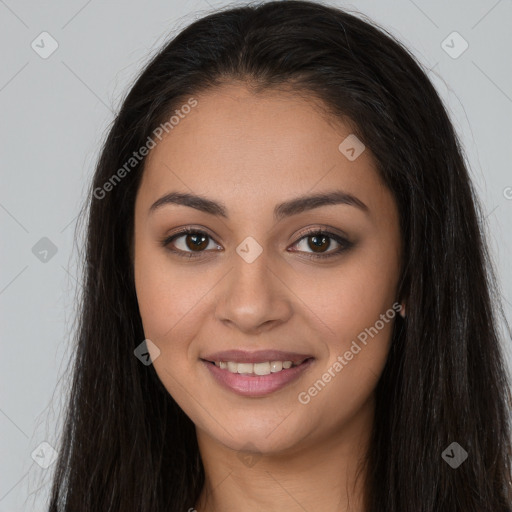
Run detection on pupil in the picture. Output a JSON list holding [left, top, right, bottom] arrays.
[[310, 235, 328, 252], [187, 233, 208, 251]]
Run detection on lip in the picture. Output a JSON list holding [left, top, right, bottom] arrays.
[[201, 357, 315, 397], [201, 349, 314, 364]]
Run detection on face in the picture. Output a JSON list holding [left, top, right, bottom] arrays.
[[133, 83, 402, 455]]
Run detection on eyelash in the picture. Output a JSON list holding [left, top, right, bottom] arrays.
[[160, 227, 353, 260]]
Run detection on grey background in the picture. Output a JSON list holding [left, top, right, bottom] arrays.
[[1, 0, 511, 510]]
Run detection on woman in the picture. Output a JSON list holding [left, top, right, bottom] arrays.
[[48, 1, 512, 510]]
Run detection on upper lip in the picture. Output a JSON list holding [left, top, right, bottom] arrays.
[[201, 350, 314, 364]]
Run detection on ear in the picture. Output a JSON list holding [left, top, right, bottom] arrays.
[[399, 303, 406, 318]]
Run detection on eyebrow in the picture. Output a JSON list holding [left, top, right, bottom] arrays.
[[149, 190, 369, 221]]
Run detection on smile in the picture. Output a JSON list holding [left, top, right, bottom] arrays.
[[210, 359, 307, 375], [201, 357, 315, 397]]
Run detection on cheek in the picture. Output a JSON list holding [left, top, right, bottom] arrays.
[[298, 306, 395, 424], [293, 248, 399, 345], [133, 248, 205, 405], [293, 245, 398, 406], [133, 241, 220, 403], [134, 242, 208, 343]]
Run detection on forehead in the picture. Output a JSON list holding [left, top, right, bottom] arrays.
[[138, 83, 388, 218]]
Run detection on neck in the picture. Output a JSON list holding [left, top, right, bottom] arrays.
[[194, 395, 374, 512]]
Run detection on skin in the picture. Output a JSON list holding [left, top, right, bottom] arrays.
[[133, 83, 403, 512]]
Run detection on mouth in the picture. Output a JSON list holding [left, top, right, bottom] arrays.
[[199, 351, 315, 397], [201, 357, 313, 376]]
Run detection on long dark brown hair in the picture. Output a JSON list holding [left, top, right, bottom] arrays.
[[47, 1, 512, 510]]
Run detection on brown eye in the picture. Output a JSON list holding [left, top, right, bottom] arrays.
[[162, 228, 220, 258], [162, 228, 353, 261], [291, 230, 353, 260], [307, 234, 331, 253], [184, 232, 209, 251]]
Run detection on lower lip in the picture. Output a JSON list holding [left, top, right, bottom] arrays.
[[201, 358, 315, 397]]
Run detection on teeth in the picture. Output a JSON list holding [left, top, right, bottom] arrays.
[[270, 361, 282, 372], [237, 363, 253, 374], [213, 359, 306, 375]]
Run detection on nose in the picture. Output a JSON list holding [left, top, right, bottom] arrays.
[[214, 248, 293, 334]]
